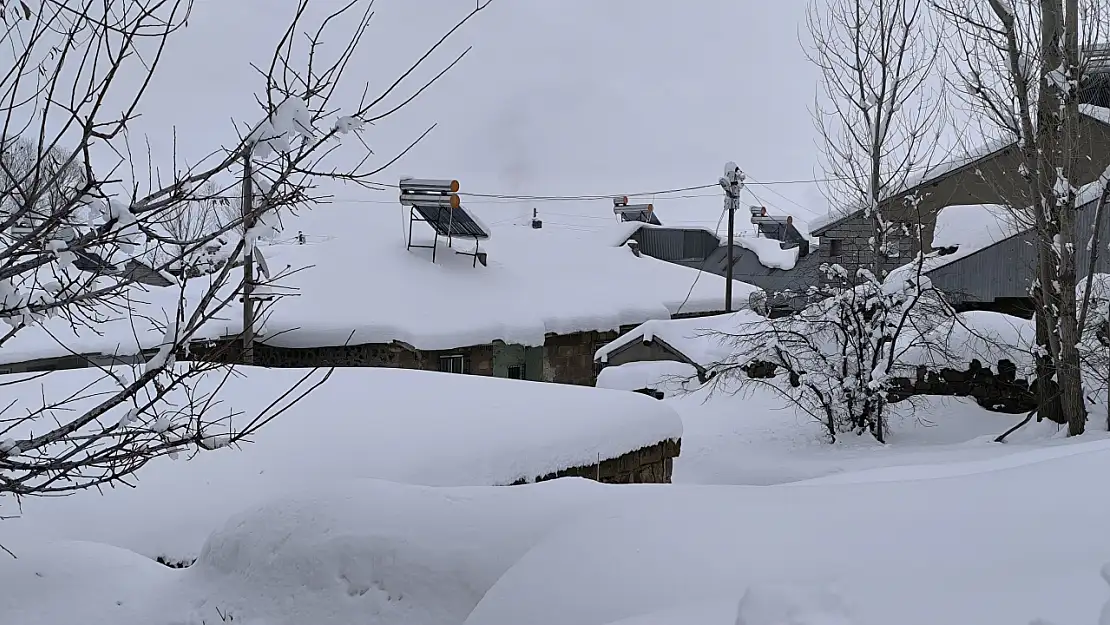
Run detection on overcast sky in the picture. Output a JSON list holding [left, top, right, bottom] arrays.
[[116, 1, 830, 235]]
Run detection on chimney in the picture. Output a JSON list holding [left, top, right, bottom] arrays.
[[531, 207, 542, 229]]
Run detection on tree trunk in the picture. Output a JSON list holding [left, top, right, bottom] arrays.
[[1036, 0, 1086, 433], [1035, 310, 1065, 423], [1057, 0, 1087, 434]]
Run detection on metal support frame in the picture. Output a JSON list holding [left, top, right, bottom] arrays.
[[405, 204, 486, 267]]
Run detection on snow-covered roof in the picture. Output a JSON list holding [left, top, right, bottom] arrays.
[[0, 205, 763, 364], [732, 236, 799, 270], [1082, 103, 1110, 126], [0, 365, 683, 491], [247, 205, 761, 351], [812, 105, 1110, 235], [0, 276, 242, 367], [897, 310, 1036, 377], [916, 203, 1025, 273], [595, 360, 701, 395], [595, 310, 765, 368]]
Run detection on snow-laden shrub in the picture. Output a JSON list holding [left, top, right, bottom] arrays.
[[707, 261, 953, 443]]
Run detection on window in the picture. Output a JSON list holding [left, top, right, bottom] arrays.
[[827, 239, 843, 258], [507, 364, 525, 380], [438, 354, 467, 374]]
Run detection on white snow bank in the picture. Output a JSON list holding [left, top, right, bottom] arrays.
[[596, 360, 701, 396], [601, 599, 742, 625], [0, 540, 177, 625], [793, 437, 1110, 486], [667, 381, 1068, 486], [464, 447, 1110, 625], [898, 310, 1036, 375], [733, 236, 800, 270], [1083, 103, 1110, 126], [189, 479, 610, 625], [239, 206, 761, 351], [2, 478, 616, 625], [595, 310, 765, 367], [2, 365, 681, 562]]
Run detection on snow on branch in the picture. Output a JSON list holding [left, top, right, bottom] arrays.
[[0, 0, 491, 504]]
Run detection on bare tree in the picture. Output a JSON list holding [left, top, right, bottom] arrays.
[[716, 0, 952, 443], [153, 182, 238, 278], [0, 0, 491, 510], [707, 242, 953, 443], [936, 0, 1105, 434], [806, 0, 947, 280]]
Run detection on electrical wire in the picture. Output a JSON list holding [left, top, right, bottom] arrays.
[[675, 203, 730, 316], [366, 174, 856, 205]]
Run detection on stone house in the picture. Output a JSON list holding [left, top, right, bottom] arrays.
[[114, 201, 762, 387], [191, 326, 643, 387], [809, 104, 1110, 282], [614, 103, 1110, 318]]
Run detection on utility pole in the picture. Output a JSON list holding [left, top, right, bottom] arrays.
[[719, 162, 745, 313], [241, 151, 255, 365]]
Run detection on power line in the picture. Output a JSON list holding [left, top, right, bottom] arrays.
[[365, 175, 853, 205], [675, 204, 730, 315]]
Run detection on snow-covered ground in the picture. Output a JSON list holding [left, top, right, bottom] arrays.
[[0, 365, 681, 563], [8, 431, 1110, 625], [6, 362, 1110, 625]]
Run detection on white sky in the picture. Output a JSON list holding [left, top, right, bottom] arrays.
[[101, 1, 836, 236]]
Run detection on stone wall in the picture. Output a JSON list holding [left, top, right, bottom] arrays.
[[513, 439, 681, 485], [254, 342, 418, 368], [186, 331, 616, 385], [888, 360, 1037, 414], [543, 329, 622, 386], [818, 212, 921, 282], [741, 357, 1037, 414]]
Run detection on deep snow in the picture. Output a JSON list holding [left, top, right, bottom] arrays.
[[9, 443, 1110, 625], [0, 365, 681, 563]]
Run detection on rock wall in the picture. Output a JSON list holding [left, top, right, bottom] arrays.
[[185, 331, 616, 386], [888, 359, 1037, 413], [513, 439, 681, 485], [740, 357, 1037, 414], [543, 329, 622, 386]]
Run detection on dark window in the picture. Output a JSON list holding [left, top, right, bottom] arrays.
[[828, 239, 843, 257], [438, 354, 467, 374], [507, 364, 525, 380]]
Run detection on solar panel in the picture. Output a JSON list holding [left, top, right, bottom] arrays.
[[615, 206, 662, 226], [410, 204, 490, 240]]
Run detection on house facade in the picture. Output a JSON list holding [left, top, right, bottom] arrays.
[[188, 318, 729, 387], [924, 192, 1110, 315], [810, 105, 1110, 283]]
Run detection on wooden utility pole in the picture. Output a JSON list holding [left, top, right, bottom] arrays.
[[720, 163, 745, 313], [241, 151, 255, 365]]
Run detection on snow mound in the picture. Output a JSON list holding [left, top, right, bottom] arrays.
[[190, 479, 608, 625], [733, 237, 800, 270], [0, 540, 176, 625], [464, 447, 1110, 625], [596, 360, 700, 395], [2, 478, 617, 625], [898, 310, 1036, 375], [736, 583, 856, 625], [600, 600, 741, 625], [2, 366, 680, 563]]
